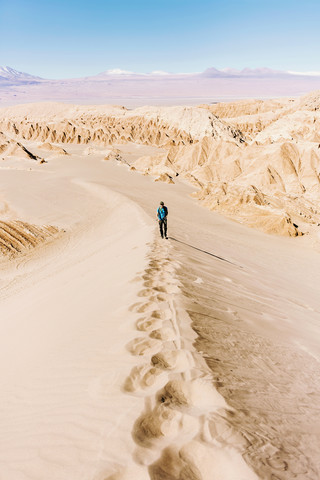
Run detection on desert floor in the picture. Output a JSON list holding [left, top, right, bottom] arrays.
[[0, 143, 319, 479]]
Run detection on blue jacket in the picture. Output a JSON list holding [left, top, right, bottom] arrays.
[[157, 206, 168, 220]]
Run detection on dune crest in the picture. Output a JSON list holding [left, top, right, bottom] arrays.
[[124, 237, 257, 479]]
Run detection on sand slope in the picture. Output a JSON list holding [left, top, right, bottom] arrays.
[[0, 147, 261, 479], [0, 101, 320, 478], [0, 168, 154, 479]]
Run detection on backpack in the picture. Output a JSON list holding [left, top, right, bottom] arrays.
[[158, 206, 168, 219]]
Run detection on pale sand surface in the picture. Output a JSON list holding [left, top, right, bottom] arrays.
[[0, 142, 320, 478], [0, 157, 155, 478]]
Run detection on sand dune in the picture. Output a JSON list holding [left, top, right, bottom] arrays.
[[0, 172, 156, 479], [0, 145, 259, 480], [0, 97, 320, 479], [121, 238, 258, 479]]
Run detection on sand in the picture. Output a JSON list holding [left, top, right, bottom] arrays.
[[0, 167, 156, 478], [0, 102, 320, 479]]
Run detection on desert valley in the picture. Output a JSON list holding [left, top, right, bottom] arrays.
[[0, 91, 320, 479]]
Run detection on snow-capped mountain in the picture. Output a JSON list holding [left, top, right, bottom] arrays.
[[0, 66, 43, 85], [1, 65, 320, 106]]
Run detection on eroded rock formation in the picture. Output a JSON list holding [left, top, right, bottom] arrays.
[[1, 93, 320, 236]]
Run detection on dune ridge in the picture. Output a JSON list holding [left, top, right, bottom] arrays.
[[0, 177, 156, 480], [0, 127, 319, 478], [123, 237, 257, 479]]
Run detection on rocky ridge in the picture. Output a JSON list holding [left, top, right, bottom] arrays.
[[1, 93, 320, 237]]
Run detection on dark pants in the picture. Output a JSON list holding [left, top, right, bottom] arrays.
[[159, 218, 167, 238]]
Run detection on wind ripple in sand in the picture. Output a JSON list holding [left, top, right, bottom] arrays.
[[177, 254, 320, 479], [0, 220, 60, 256]]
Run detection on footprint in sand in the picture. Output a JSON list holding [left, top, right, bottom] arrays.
[[144, 276, 181, 287], [151, 349, 194, 372], [149, 440, 258, 480], [143, 266, 168, 276], [142, 282, 167, 293], [150, 285, 169, 293], [149, 325, 177, 342], [147, 260, 162, 269], [137, 293, 168, 303], [136, 315, 163, 332], [153, 293, 168, 302], [143, 267, 160, 276], [137, 288, 158, 298], [148, 259, 173, 271], [127, 337, 162, 356], [133, 403, 198, 449], [160, 378, 227, 416], [138, 287, 174, 299], [124, 364, 168, 395], [142, 274, 160, 283], [130, 301, 158, 314], [148, 446, 189, 479]]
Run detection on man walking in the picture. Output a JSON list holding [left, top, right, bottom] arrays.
[[157, 201, 168, 239]]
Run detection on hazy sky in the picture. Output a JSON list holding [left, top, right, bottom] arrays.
[[0, 0, 319, 78]]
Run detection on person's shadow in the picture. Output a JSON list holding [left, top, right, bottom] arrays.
[[168, 236, 241, 268]]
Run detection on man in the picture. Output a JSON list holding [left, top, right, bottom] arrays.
[[157, 201, 168, 239]]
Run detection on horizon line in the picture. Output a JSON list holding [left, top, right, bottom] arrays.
[[2, 65, 320, 81]]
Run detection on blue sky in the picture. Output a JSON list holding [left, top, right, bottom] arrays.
[[0, 0, 319, 78]]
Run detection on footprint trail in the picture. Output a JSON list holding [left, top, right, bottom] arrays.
[[124, 236, 258, 479]]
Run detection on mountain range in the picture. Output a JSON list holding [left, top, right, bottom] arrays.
[[1, 65, 320, 106], [0, 66, 44, 85], [3, 65, 320, 84]]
